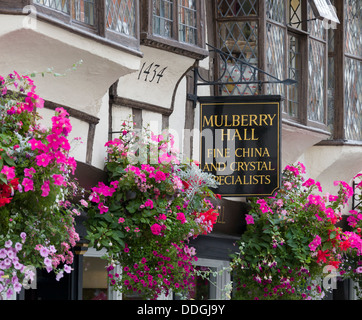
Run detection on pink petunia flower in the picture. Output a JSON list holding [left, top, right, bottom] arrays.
[[24, 167, 36, 178], [245, 214, 254, 225], [1, 165, 15, 180], [52, 174, 66, 186], [36, 153, 51, 167], [41, 180, 50, 197], [22, 178, 34, 192]]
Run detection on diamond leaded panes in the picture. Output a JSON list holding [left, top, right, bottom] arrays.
[[266, 0, 285, 23], [286, 34, 300, 117], [266, 23, 285, 100], [345, 0, 362, 57], [33, 0, 69, 13], [344, 58, 362, 141], [308, 39, 325, 123], [307, 1, 325, 40], [217, 0, 257, 17], [106, 0, 136, 37], [289, 0, 302, 29], [218, 21, 258, 95]]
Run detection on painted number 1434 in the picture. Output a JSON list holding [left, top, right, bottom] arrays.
[[137, 62, 167, 84]]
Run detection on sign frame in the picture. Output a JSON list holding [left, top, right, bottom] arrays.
[[199, 95, 282, 197]]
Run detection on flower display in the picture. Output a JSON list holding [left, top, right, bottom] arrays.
[[340, 173, 362, 299], [0, 72, 79, 298], [82, 120, 219, 299], [231, 162, 362, 300]]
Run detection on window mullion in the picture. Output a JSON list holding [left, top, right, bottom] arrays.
[[173, 0, 179, 41]]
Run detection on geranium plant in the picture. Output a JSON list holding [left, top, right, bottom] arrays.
[[231, 162, 362, 300], [340, 174, 362, 299], [0, 72, 79, 299], [82, 120, 219, 299]]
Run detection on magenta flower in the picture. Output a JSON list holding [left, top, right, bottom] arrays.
[[144, 199, 154, 209], [22, 178, 34, 192], [98, 202, 109, 214], [176, 212, 186, 224], [1, 165, 15, 180], [28, 138, 47, 152], [150, 223, 162, 235], [24, 167, 36, 178], [41, 180, 50, 197], [36, 153, 51, 167], [245, 214, 254, 225], [52, 174, 65, 186]]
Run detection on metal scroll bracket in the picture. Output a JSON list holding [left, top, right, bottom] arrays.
[[187, 43, 297, 108]]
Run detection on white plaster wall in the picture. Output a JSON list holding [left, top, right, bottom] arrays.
[[91, 94, 111, 170], [117, 45, 195, 111], [169, 77, 187, 159], [0, 15, 140, 116]]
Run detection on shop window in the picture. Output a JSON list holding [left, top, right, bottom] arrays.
[[82, 248, 121, 300]]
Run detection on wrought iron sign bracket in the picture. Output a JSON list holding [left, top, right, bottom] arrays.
[[188, 43, 297, 108]]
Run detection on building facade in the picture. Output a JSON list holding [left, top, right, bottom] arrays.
[[0, 0, 360, 300]]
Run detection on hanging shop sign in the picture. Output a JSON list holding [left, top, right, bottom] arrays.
[[199, 95, 281, 197]]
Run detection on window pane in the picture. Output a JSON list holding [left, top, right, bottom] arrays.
[[188, 266, 217, 300], [289, 0, 302, 29], [308, 39, 325, 123], [82, 256, 109, 300], [106, 0, 136, 37], [307, 2, 326, 40], [178, 0, 197, 45], [266, 0, 285, 23], [345, 0, 362, 57], [217, 0, 258, 17], [153, 0, 174, 38], [344, 58, 362, 141], [73, 0, 95, 25], [266, 23, 285, 103], [287, 34, 300, 117], [218, 21, 258, 96], [33, 0, 69, 14]]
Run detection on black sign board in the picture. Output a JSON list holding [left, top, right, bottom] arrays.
[[199, 95, 281, 197]]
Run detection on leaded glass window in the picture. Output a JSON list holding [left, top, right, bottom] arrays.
[[308, 39, 325, 123], [151, 0, 199, 45], [73, 0, 95, 25], [345, 0, 362, 57], [216, 0, 259, 96], [344, 58, 362, 141], [106, 0, 136, 37], [178, 0, 197, 44], [266, 22, 285, 99], [217, 0, 258, 17], [289, 0, 302, 29], [266, 0, 285, 24], [33, 0, 69, 13], [218, 21, 258, 95], [153, 0, 174, 38], [286, 34, 300, 117]]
